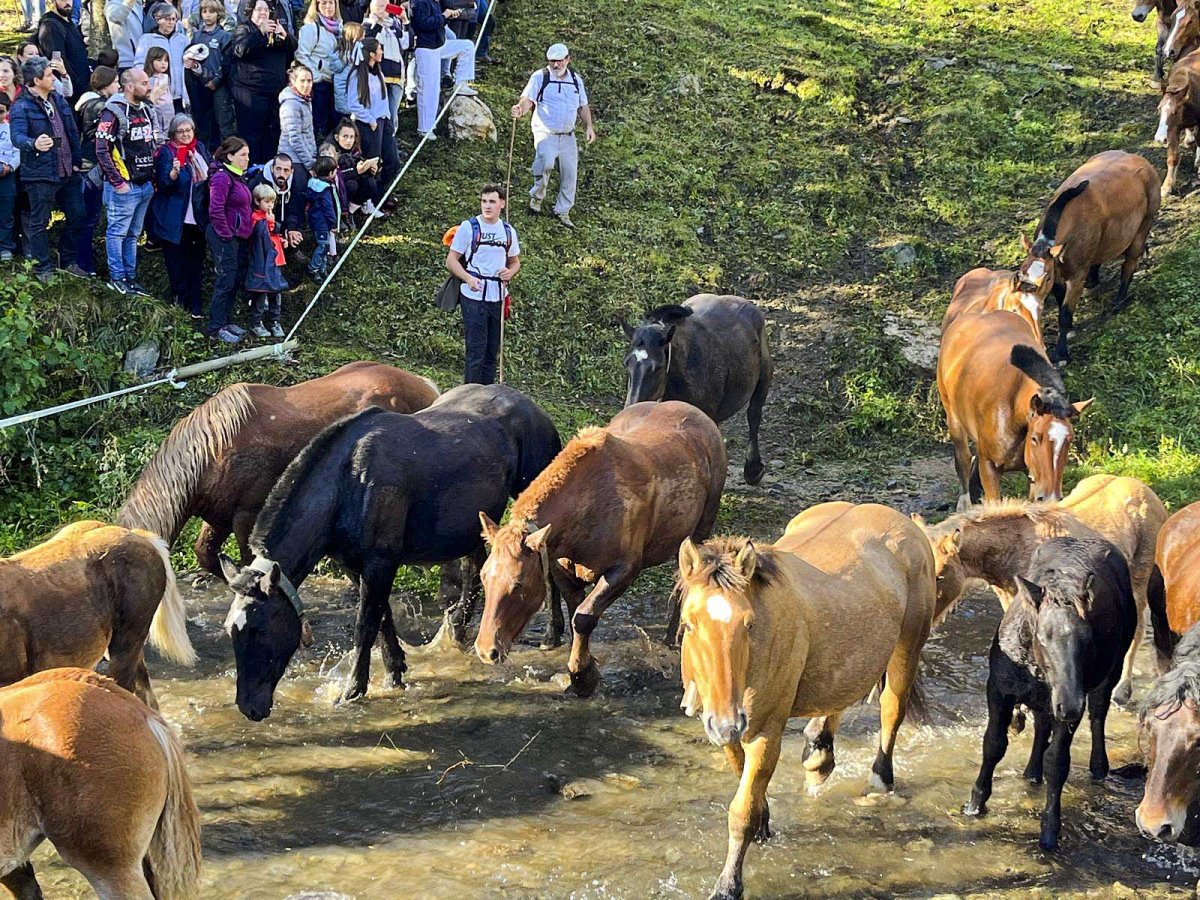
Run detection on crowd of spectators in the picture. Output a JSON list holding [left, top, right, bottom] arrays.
[[4, 0, 495, 344]]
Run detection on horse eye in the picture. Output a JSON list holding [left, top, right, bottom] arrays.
[[745, 622, 753, 633], [1031, 436, 1040, 445]]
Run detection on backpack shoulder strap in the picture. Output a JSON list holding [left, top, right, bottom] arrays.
[[464, 216, 482, 268], [535, 67, 552, 103], [568, 67, 580, 93], [502, 221, 513, 253]]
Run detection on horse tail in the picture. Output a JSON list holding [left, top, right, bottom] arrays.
[[968, 455, 983, 505], [140, 531, 198, 667], [145, 716, 202, 900], [1038, 179, 1090, 242], [1148, 562, 1177, 663], [867, 671, 931, 725], [118, 384, 257, 545]]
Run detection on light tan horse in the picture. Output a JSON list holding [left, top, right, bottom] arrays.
[[942, 266, 1048, 342], [918, 474, 1167, 705], [0, 668, 201, 899], [1147, 500, 1200, 671], [0, 521, 196, 708], [677, 502, 935, 900]]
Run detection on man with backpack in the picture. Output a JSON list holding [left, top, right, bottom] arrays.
[[444, 183, 520, 385], [510, 42, 596, 229]]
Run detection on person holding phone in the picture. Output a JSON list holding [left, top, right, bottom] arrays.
[[35, 0, 87, 102], [229, 0, 296, 161]]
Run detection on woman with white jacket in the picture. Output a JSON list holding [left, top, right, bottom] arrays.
[[296, 0, 345, 140]]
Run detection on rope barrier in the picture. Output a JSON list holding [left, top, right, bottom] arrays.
[[0, 2, 505, 433]]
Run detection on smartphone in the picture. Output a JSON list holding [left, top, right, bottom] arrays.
[[51, 50, 62, 61]]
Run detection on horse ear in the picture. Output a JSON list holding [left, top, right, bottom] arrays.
[[662, 325, 676, 344], [1016, 575, 1044, 610], [909, 512, 926, 528], [948, 527, 962, 553], [1010, 272, 1022, 291], [734, 540, 758, 581], [679, 538, 703, 579], [1029, 393, 1046, 417], [524, 523, 552, 553], [1048, 244, 1066, 261], [1070, 397, 1094, 418], [620, 319, 635, 341], [479, 512, 500, 543], [259, 561, 281, 594], [1020, 233, 1033, 252], [219, 554, 240, 584]]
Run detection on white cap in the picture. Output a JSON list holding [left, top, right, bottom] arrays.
[[546, 43, 569, 61]]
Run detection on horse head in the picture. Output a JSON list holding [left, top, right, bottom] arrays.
[[677, 537, 762, 747], [1017, 574, 1093, 722], [219, 553, 312, 722], [1010, 344, 1092, 502], [621, 305, 692, 407], [1132, 0, 1159, 22], [1017, 235, 1065, 303], [1157, 82, 1189, 143], [475, 514, 552, 664], [1137, 630, 1200, 842], [1165, 0, 1199, 60], [916, 517, 969, 619]]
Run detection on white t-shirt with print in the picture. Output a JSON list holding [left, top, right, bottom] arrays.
[[450, 217, 520, 302]]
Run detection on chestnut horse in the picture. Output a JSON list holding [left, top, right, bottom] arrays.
[[475, 401, 727, 697], [1156, 46, 1200, 196], [918, 474, 1167, 705], [1134, 0, 1180, 86], [0, 668, 201, 899], [1137, 621, 1200, 844], [119, 361, 439, 575], [1164, 0, 1200, 66], [1017, 151, 1160, 363], [621, 295, 773, 484], [941, 266, 1048, 341], [0, 521, 196, 708], [1147, 500, 1200, 672], [938, 311, 1092, 508], [677, 503, 935, 900]]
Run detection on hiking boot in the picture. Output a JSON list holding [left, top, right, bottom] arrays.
[[61, 263, 92, 280], [270, 323, 286, 338], [106, 278, 128, 295], [529, 198, 542, 214], [457, 84, 478, 97], [556, 212, 575, 228], [215, 326, 242, 344], [125, 280, 151, 297], [249, 324, 271, 338]]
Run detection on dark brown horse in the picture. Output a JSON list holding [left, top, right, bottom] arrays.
[[938, 311, 1092, 508], [622, 295, 772, 484], [119, 361, 439, 575], [1017, 151, 1160, 363], [0, 521, 195, 709], [1137, 621, 1200, 844], [1134, 0, 1181, 86], [1147, 500, 1200, 672], [475, 401, 727, 697], [942, 266, 1049, 343], [1156, 46, 1200, 196]]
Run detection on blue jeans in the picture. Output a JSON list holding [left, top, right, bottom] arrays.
[[103, 180, 153, 282], [0, 174, 16, 253], [308, 232, 329, 275], [76, 175, 102, 272]]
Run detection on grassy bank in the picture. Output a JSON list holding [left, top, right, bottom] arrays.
[[3, 0, 1200, 557]]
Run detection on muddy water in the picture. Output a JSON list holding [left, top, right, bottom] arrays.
[[27, 574, 1200, 898]]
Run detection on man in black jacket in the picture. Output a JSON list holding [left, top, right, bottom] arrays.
[[247, 153, 308, 251], [36, 0, 88, 103]]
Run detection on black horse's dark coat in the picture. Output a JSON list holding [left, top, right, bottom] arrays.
[[223, 383, 562, 721], [962, 536, 1136, 850]]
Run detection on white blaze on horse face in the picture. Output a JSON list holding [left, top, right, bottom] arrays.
[[1019, 292, 1040, 316], [224, 596, 250, 634], [1048, 421, 1070, 459], [632, 349, 648, 362], [1166, 7, 1187, 56], [706, 593, 734, 623], [1157, 104, 1172, 143], [1026, 259, 1046, 284]]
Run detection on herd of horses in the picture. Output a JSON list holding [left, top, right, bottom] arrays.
[[5, 18, 1200, 898]]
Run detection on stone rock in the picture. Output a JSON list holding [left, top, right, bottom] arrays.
[[1049, 61, 1075, 74], [447, 95, 497, 142], [676, 73, 702, 95], [890, 243, 918, 268], [925, 57, 957, 70], [560, 778, 601, 800], [285, 894, 355, 900], [123, 340, 159, 377]]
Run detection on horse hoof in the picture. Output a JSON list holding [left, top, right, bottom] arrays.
[[566, 660, 602, 698], [743, 459, 766, 486], [754, 820, 772, 844], [1091, 765, 1110, 782], [538, 637, 562, 651], [1024, 772, 1043, 785], [961, 800, 986, 817], [338, 685, 367, 704], [382, 673, 408, 690], [866, 771, 893, 794], [708, 881, 743, 900], [1038, 834, 1059, 852]]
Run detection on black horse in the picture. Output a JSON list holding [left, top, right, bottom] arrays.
[[962, 537, 1136, 850], [219, 383, 562, 721], [621, 294, 772, 484]]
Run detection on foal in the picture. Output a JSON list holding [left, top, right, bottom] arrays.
[[962, 538, 1136, 850], [1155, 42, 1200, 197]]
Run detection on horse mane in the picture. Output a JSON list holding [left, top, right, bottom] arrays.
[[1036, 180, 1090, 245], [643, 304, 694, 327], [1143, 622, 1200, 716], [927, 497, 1065, 538], [250, 406, 387, 551], [1010, 345, 1073, 414], [117, 384, 256, 542], [678, 535, 781, 594], [511, 426, 609, 521]]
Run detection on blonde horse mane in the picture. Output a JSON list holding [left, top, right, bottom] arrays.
[[926, 498, 1064, 539], [677, 535, 781, 595], [118, 384, 256, 543], [511, 426, 609, 521]]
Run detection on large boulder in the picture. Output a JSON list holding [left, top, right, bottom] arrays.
[[446, 94, 497, 142]]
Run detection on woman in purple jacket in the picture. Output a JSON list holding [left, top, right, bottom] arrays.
[[205, 135, 254, 343]]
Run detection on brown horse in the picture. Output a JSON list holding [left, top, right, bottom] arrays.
[[1134, 0, 1181, 86], [1016, 151, 1160, 363], [938, 310, 1092, 508], [0, 521, 196, 708], [941, 266, 1048, 342], [1137, 622, 1200, 843], [1165, 0, 1200, 65], [475, 401, 726, 697], [677, 503, 935, 900], [918, 474, 1167, 705], [119, 361, 439, 575], [0, 668, 201, 899], [1147, 500, 1200, 672], [1156, 47, 1200, 196]]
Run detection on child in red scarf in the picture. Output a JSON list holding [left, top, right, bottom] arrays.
[[245, 183, 290, 338]]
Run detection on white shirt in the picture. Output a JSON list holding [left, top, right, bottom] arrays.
[[451, 217, 520, 302], [521, 68, 588, 140]]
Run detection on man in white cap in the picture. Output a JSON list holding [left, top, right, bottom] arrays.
[[510, 42, 595, 228]]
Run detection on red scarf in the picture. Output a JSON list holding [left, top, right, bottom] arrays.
[[252, 209, 285, 266], [172, 138, 197, 167]]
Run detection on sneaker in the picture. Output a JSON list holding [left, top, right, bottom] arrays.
[[556, 212, 575, 229], [215, 326, 242, 344], [225, 323, 246, 336], [250, 324, 271, 338], [106, 278, 128, 295], [457, 84, 478, 97], [270, 323, 286, 338], [0, 251, 12, 262], [529, 198, 542, 214], [362, 200, 386, 219], [125, 280, 151, 297], [61, 263, 91, 279]]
